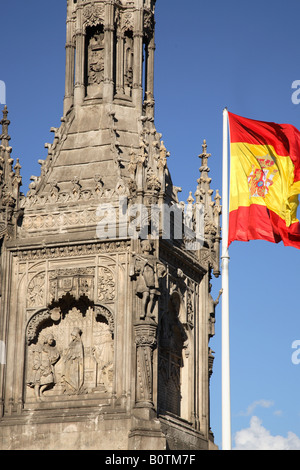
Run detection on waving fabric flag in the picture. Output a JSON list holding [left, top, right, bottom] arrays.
[[228, 112, 300, 249]]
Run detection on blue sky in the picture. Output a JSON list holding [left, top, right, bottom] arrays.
[[1, 0, 300, 450]]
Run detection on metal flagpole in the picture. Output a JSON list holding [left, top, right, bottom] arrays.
[[221, 107, 232, 450]]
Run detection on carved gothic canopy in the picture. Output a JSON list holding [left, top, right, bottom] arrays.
[[83, 4, 105, 28]]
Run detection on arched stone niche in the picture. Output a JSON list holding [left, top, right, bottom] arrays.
[[25, 295, 115, 402], [157, 291, 188, 418], [85, 24, 105, 98]]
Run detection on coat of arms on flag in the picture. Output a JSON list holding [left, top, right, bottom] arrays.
[[247, 154, 278, 198], [227, 112, 300, 249]]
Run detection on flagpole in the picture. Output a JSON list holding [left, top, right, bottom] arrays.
[[221, 107, 231, 450]]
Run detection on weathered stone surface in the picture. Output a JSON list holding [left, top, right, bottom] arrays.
[[0, 0, 221, 451]]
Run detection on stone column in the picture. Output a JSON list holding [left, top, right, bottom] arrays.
[[74, 7, 86, 106], [132, 8, 143, 113], [134, 321, 157, 410], [115, 30, 124, 96], [64, 17, 75, 115], [144, 35, 155, 118], [103, 2, 115, 103], [128, 320, 166, 451]]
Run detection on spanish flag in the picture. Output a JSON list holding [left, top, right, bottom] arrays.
[[228, 112, 300, 249]]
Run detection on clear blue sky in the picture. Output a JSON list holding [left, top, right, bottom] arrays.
[[1, 0, 300, 450]]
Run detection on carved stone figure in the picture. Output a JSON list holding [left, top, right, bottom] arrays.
[[89, 48, 104, 85], [124, 34, 133, 94], [27, 334, 60, 401], [92, 324, 114, 393], [62, 327, 84, 395], [87, 27, 105, 96], [130, 239, 166, 320], [208, 284, 223, 339]]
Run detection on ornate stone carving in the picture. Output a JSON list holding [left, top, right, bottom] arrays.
[[124, 33, 134, 93], [71, 177, 82, 201], [26, 308, 62, 345], [27, 333, 60, 401], [26, 305, 115, 401], [61, 327, 85, 395], [98, 267, 115, 303], [144, 10, 154, 32], [16, 240, 131, 261], [121, 11, 134, 33], [186, 290, 194, 328], [21, 175, 148, 209], [49, 181, 59, 202], [208, 281, 222, 340], [95, 305, 114, 335], [130, 239, 166, 321], [49, 268, 95, 303], [92, 322, 114, 393], [146, 168, 161, 192], [27, 273, 46, 308], [134, 322, 157, 408], [87, 26, 105, 94], [83, 4, 105, 28]]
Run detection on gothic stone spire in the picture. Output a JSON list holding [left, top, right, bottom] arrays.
[[20, 0, 174, 230], [0, 106, 22, 241]]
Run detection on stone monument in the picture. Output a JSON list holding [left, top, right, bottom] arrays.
[[0, 0, 221, 450]]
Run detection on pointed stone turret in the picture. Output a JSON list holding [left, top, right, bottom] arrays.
[[0, 106, 22, 242], [195, 139, 221, 277]]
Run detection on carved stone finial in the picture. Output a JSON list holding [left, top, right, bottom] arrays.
[[1, 105, 8, 124], [214, 189, 221, 211], [0, 105, 10, 143], [72, 177, 82, 199], [14, 158, 21, 176], [159, 140, 166, 157], [187, 191, 194, 204], [199, 139, 211, 168], [197, 139, 213, 202]]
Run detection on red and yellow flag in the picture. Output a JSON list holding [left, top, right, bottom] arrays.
[[228, 112, 300, 249]]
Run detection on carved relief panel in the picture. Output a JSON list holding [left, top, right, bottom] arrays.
[[83, 4, 105, 28], [25, 263, 117, 310], [19, 251, 121, 405], [49, 267, 95, 304], [98, 267, 115, 303], [26, 304, 114, 402], [27, 273, 46, 309]]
